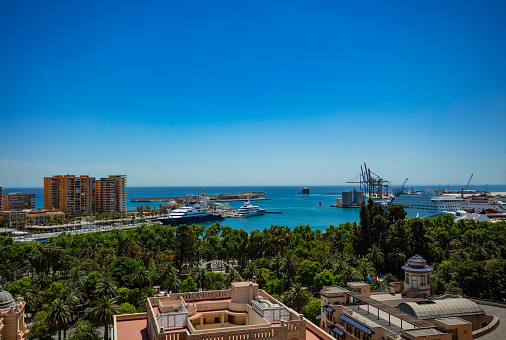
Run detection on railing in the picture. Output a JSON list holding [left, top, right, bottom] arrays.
[[285, 320, 304, 331], [177, 290, 232, 302]]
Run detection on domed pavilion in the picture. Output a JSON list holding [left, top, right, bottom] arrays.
[[401, 255, 433, 297]]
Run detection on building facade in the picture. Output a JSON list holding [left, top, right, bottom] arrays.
[[108, 175, 127, 212], [114, 281, 332, 340], [0, 286, 28, 340], [2, 193, 35, 211], [44, 174, 126, 214], [95, 178, 116, 213], [44, 175, 96, 214]]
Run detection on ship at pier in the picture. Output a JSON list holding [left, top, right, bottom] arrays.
[[158, 201, 224, 226]]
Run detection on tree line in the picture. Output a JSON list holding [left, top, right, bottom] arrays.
[[0, 199, 505, 339]]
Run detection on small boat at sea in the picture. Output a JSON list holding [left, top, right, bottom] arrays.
[[232, 200, 266, 217]]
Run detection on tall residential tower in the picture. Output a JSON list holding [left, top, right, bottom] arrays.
[[108, 174, 127, 212], [44, 174, 126, 214], [43, 175, 95, 214]]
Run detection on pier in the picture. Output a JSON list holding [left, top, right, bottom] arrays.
[[131, 192, 270, 203]]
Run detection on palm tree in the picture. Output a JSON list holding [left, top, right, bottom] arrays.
[[90, 297, 120, 340], [94, 275, 119, 299], [224, 268, 242, 287], [280, 253, 300, 283], [162, 272, 182, 293], [132, 267, 153, 289], [255, 268, 271, 288], [339, 264, 361, 283], [283, 283, 310, 312], [242, 262, 257, 280], [190, 267, 207, 290], [25, 285, 44, 312], [60, 285, 82, 322], [46, 298, 73, 340], [366, 244, 385, 269], [357, 260, 375, 281], [269, 255, 283, 279]]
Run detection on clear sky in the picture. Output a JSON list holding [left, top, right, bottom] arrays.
[[1, 0, 505, 187]]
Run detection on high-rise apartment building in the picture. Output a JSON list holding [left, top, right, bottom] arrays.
[[44, 175, 95, 214], [108, 174, 127, 212], [2, 192, 36, 211], [95, 178, 116, 213], [44, 174, 126, 214], [0, 185, 3, 211]]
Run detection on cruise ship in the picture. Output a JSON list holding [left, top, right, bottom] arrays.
[[390, 191, 468, 219], [232, 200, 266, 217], [158, 201, 224, 226]]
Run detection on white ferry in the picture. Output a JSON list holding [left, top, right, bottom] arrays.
[[232, 200, 266, 217], [460, 195, 506, 215], [390, 191, 468, 219]]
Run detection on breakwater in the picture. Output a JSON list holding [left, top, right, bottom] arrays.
[[131, 192, 270, 203]]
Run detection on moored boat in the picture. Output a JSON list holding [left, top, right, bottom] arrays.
[[232, 200, 266, 217], [158, 201, 224, 226]]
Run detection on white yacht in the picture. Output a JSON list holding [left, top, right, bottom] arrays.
[[233, 200, 266, 217], [158, 201, 224, 226], [390, 191, 468, 219]]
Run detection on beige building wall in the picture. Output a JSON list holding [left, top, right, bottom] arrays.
[[109, 175, 127, 212], [231, 282, 259, 304], [0, 303, 28, 340], [44, 175, 95, 214], [2, 193, 35, 211], [95, 179, 116, 213]]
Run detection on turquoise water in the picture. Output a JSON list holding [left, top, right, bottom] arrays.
[[4, 185, 506, 232]]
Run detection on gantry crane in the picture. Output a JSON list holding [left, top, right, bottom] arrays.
[[346, 163, 390, 199]]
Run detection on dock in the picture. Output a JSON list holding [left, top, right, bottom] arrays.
[[131, 192, 270, 203]]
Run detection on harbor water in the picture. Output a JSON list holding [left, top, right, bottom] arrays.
[[4, 185, 506, 233]]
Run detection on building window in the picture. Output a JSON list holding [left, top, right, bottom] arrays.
[[215, 317, 220, 323], [420, 275, 426, 285], [406, 274, 409, 284], [412, 275, 418, 290]]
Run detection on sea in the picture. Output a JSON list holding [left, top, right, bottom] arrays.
[[3, 185, 506, 233]]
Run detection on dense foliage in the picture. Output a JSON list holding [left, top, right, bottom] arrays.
[[1, 199, 505, 338]]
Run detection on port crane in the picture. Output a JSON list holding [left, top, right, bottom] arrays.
[[461, 174, 473, 198], [346, 163, 390, 199], [401, 178, 408, 190]]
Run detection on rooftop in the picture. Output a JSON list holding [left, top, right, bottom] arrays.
[[116, 318, 149, 340], [398, 298, 484, 320], [347, 281, 369, 288], [321, 286, 348, 295], [436, 317, 471, 326], [403, 327, 447, 337]]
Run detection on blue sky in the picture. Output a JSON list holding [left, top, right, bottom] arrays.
[[1, 0, 505, 187]]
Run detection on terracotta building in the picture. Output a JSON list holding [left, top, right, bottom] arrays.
[[114, 281, 332, 340]]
